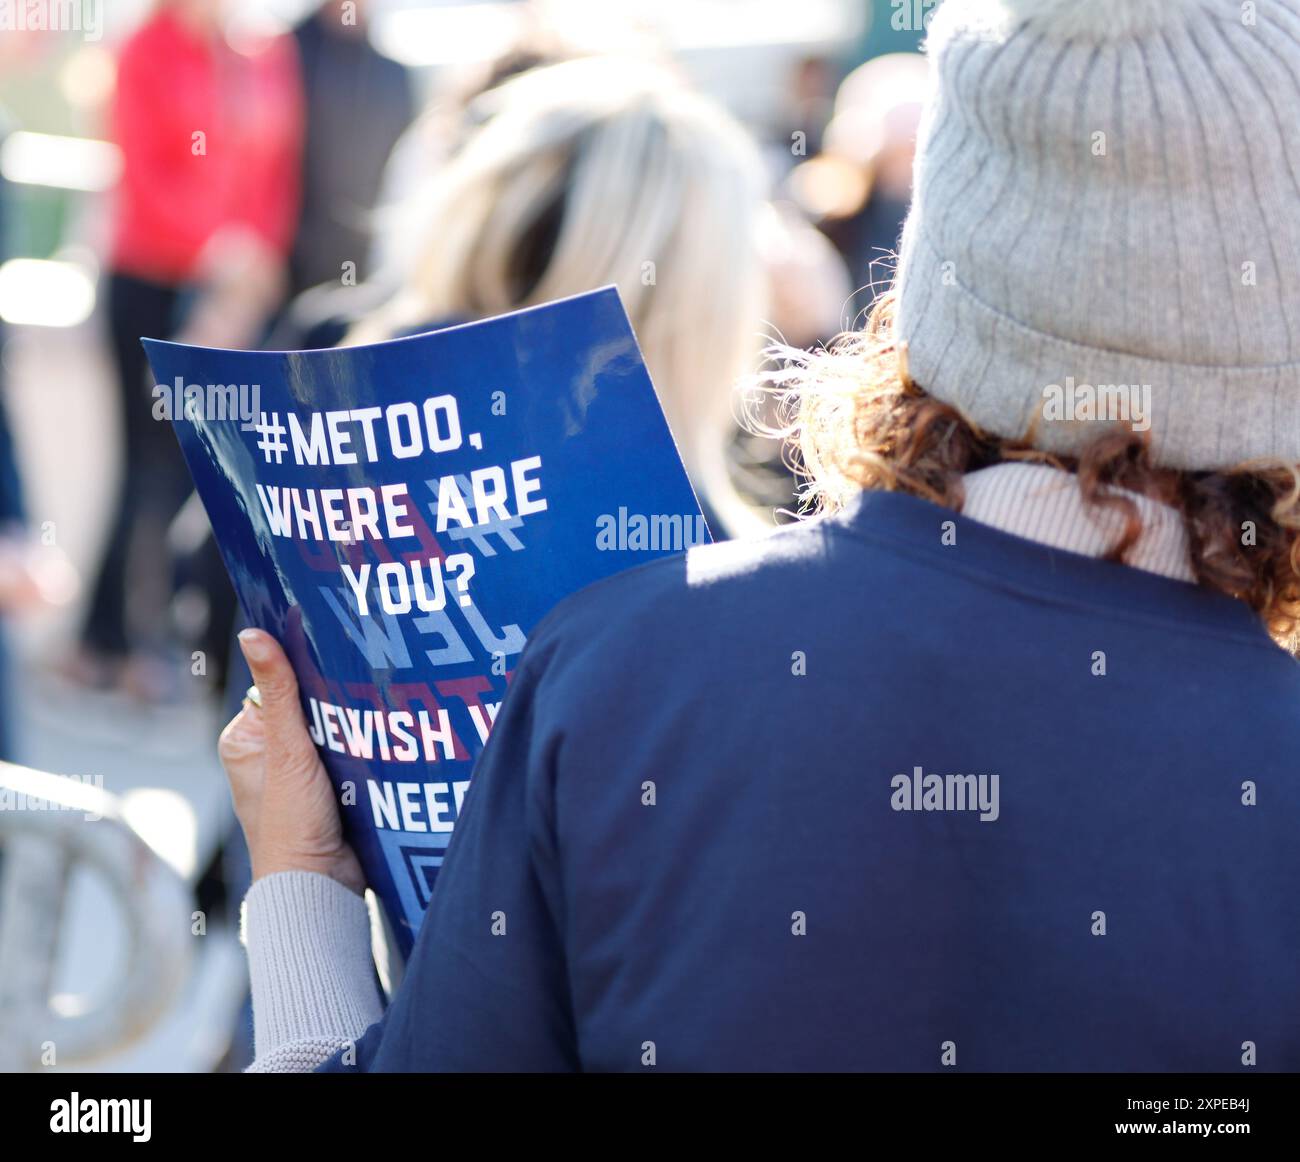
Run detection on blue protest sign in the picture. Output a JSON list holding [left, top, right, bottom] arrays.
[[143, 288, 709, 956]]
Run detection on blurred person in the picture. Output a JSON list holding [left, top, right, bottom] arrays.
[[788, 52, 928, 321], [334, 56, 769, 536], [0, 105, 25, 764], [0, 108, 78, 757], [276, 40, 572, 349], [286, 0, 414, 298], [0, 108, 24, 595], [859, 0, 932, 60], [176, 0, 412, 700], [224, 0, 1300, 1071], [367, 40, 575, 285], [772, 54, 836, 169], [72, 0, 300, 697]]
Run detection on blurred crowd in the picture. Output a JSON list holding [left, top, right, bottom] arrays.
[[0, 0, 929, 1068]]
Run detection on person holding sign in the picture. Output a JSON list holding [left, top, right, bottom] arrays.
[[227, 0, 1300, 1071]]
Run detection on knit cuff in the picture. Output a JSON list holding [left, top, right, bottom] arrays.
[[241, 872, 384, 1063], [245, 1038, 353, 1074]]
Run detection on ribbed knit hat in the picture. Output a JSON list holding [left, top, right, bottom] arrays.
[[894, 0, 1300, 470]]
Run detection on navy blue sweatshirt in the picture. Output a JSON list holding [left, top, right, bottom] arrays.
[[322, 489, 1300, 1071]]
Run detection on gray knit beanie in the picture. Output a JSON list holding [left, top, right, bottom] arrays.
[[894, 0, 1300, 470]]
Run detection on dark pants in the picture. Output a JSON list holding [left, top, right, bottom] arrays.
[[81, 272, 194, 659]]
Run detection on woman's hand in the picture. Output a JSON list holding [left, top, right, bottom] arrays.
[[219, 629, 365, 896]]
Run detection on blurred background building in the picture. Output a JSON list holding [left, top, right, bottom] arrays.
[[0, 0, 926, 1071]]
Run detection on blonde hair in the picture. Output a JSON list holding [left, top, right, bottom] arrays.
[[355, 57, 767, 534]]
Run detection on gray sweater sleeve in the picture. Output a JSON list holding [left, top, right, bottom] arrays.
[[239, 871, 385, 1072]]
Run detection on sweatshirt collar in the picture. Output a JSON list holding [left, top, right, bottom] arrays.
[[828, 485, 1273, 649]]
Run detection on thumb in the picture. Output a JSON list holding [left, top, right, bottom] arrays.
[[237, 628, 320, 777]]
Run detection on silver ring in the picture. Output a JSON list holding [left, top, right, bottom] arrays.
[[244, 685, 263, 709]]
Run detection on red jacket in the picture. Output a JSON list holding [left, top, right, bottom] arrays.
[[109, 9, 302, 284]]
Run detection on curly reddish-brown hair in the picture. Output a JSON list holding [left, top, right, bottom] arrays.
[[757, 293, 1300, 653]]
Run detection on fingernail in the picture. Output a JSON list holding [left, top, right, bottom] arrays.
[[238, 628, 270, 664]]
